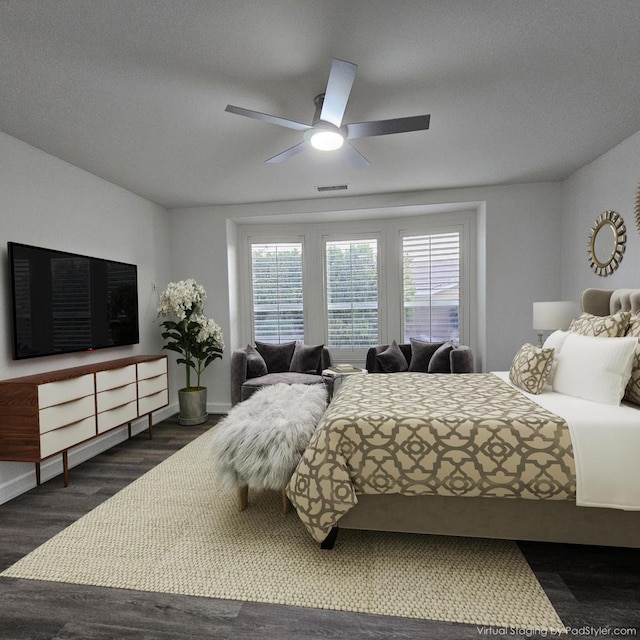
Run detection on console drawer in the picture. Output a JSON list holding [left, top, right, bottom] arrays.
[[96, 365, 136, 392], [97, 382, 137, 413], [97, 400, 138, 433], [138, 389, 168, 415], [40, 416, 96, 458], [138, 373, 167, 398], [38, 374, 94, 409], [39, 395, 96, 435], [137, 358, 167, 380]]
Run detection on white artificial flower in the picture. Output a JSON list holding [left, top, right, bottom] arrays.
[[192, 314, 224, 348], [158, 279, 206, 320]]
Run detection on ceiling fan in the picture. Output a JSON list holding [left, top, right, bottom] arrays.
[[225, 58, 431, 169]]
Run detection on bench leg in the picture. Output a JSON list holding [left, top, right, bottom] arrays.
[[237, 485, 248, 511], [282, 488, 292, 514], [237, 485, 292, 514]]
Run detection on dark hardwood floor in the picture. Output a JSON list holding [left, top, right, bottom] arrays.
[[1, 415, 639, 640]]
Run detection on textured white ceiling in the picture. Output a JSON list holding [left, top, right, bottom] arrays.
[[1, 0, 640, 209]]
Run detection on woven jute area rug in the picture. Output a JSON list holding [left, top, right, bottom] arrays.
[[2, 427, 563, 629]]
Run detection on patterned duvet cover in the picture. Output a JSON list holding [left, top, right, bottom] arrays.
[[286, 372, 576, 542]]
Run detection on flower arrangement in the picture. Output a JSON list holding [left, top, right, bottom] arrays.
[[157, 279, 224, 390]]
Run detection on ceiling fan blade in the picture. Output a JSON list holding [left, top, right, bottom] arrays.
[[319, 59, 357, 127], [339, 142, 371, 169], [346, 114, 431, 139], [265, 140, 311, 164], [225, 105, 311, 132]]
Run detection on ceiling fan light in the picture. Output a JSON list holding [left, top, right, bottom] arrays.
[[310, 130, 344, 151]]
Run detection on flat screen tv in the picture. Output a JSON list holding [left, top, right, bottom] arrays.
[[8, 242, 139, 360]]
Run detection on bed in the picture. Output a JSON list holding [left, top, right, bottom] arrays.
[[286, 288, 640, 548]]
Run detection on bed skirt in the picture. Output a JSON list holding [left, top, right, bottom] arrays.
[[337, 494, 640, 548]]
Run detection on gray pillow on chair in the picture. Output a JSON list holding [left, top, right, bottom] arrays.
[[427, 341, 454, 373], [246, 344, 268, 377], [289, 343, 324, 374], [377, 340, 409, 372], [255, 341, 296, 373], [408, 338, 445, 372]]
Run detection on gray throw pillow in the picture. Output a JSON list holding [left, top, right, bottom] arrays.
[[408, 338, 445, 372], [255, 341, 296, 373], [245, 344, 268, 377], [376, 340, 408, 373], [289, 343, 324, 374], [427, 341, 454, 373]]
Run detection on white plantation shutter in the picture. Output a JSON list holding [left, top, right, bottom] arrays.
[[403, 232, 460, 343], [325, 239, 378, 349], [251, 242, 304, 343]]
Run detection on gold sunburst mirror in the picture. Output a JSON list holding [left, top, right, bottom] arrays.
[[588, 210, 626, 276]]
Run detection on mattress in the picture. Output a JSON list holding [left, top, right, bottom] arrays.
[[494, 371, 640, 512]]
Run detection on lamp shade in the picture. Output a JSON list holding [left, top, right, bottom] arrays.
[[533, 301, 580, 331]]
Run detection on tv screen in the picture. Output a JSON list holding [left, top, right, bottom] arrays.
[[8, 242, 139, 360]]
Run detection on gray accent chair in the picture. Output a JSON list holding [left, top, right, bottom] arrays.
[[231, 345, 332, 406], [365, 342, 474, 374]]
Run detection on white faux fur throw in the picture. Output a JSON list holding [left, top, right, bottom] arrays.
[[212, 383, 328, 490]]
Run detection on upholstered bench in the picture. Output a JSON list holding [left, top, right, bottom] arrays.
[[211, 383, 327, 512]]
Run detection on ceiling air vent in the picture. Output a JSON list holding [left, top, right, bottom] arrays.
[[316, 184, 348, 193]]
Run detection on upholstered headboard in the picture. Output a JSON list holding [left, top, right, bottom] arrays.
[[582, 288, 640, 316]]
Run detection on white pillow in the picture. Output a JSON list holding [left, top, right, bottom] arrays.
[[542, 330, 569, 386], [552, 333, 637, 405]]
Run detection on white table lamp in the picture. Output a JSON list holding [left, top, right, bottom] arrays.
[[533, 301, 580, 347]]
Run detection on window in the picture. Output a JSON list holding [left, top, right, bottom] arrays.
[[239, 209, 474, 361], [325, 239, 378, 349], [403, 232, 460, 343], [250, 241, 303, 343]]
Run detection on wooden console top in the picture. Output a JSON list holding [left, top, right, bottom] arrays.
[[0, 355, 166, 386]]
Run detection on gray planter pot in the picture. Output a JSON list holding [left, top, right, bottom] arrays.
[[178, 387, 208, 426]]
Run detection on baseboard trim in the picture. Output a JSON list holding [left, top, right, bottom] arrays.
[[207, 401, 231, 415], [0, 404, 178, 506]]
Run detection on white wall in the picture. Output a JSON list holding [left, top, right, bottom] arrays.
[[561, 129, 640, 300], [170, 181, 564, 411], [0, 132, 172, 502]]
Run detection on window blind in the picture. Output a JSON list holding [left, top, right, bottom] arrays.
[[251, 242, 304, 343], [325, 239, 378, 349], [403, 232, 460, 343]]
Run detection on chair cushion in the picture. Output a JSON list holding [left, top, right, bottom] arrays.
[[245, 344, 268, 377], [408, 338, 445, 372], [290, 343, 324, 374], [255, 341, 296, 373], [241, 372, 324, 401], [376, 339, 409, 372]]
